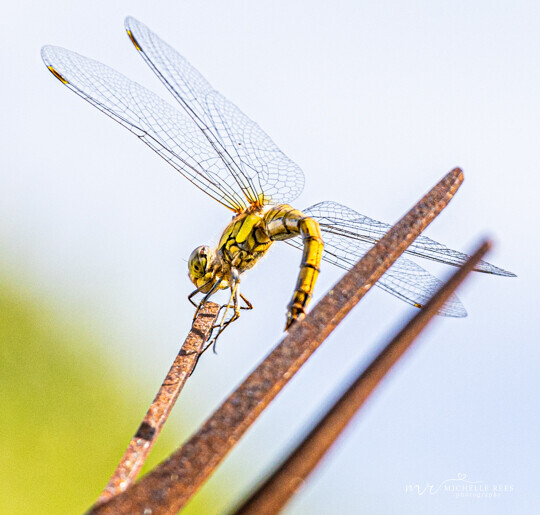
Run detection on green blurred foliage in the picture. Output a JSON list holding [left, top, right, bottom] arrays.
[[0, 273, 223, 514]]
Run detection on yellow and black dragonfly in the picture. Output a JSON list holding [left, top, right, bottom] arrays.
[[42, 17, 514, 342]]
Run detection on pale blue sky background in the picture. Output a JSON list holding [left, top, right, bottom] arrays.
[[1, 1, 538, 513]]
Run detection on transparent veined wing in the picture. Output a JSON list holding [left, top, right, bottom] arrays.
[[124, 16, 304, 207], [287, 201, 514, 316], [42, 45, 251, 212], [288, 233, 466, 317], [308, 201, 515, 276]]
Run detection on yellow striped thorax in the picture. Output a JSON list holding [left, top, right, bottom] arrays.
[[217, 208, 273, 273]]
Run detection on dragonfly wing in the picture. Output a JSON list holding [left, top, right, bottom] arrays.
[[306, 201, 515, 277], [286, 227, 467, 317], [124, 16, 305, 206], [41, 45, 249, 212]]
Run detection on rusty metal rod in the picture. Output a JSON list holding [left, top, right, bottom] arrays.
[[96, 301, 220, 504], [89, 168, 464, 514], [233, 240, 491, 514]]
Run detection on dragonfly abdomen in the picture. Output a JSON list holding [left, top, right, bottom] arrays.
[[263, 205, 324, 328]]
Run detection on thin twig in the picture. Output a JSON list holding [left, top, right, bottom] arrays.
[[233, 240, 491, 514], [89, 168, 463, 514], [96, 301, 220, 504]]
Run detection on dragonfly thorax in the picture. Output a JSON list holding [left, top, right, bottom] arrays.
[[216, 210, 273, 273]]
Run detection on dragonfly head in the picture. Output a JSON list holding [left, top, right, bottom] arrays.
[[188, 245, 219, 292]]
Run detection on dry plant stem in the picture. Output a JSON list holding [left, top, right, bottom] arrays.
[[96, 301, 220, 504], [233, 240, 491, 515], [89, 168, 464, 515]]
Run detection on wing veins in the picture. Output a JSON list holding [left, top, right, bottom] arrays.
[[63, 78, 243, 212], [42, 45, 251, 212], [130, 27, 263, 207], [124, 16, 305, 207]]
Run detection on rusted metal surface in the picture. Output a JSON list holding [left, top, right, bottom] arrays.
[[95, 301, 220, 504], [233, 240, 491, 514], [89, 168, 463, 514]]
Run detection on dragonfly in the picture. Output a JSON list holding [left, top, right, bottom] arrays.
[[42, 17, 514, 345]]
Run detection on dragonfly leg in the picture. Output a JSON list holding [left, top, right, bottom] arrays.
[[188, 279, 214, 307], [202, 269, 242, 354], [190, 277, 223, 320], [239, 293, 253, 310], [214, 272, 241, 332]]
